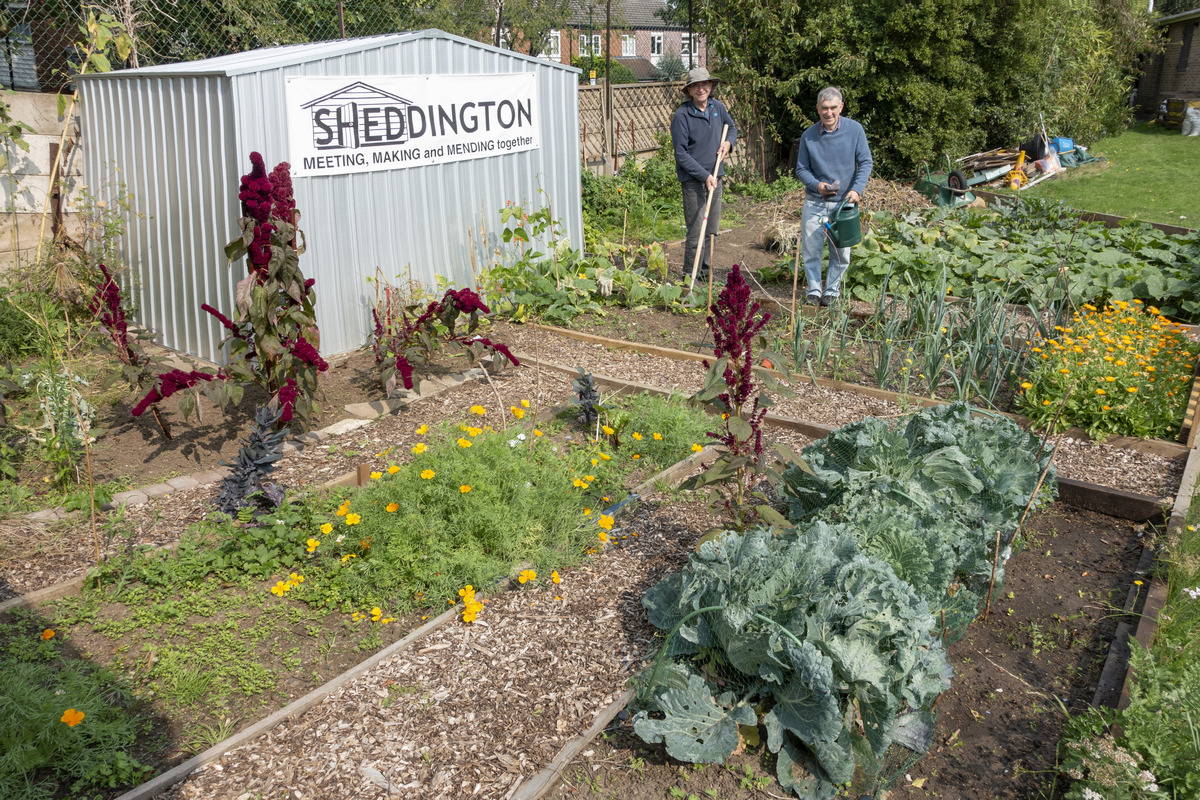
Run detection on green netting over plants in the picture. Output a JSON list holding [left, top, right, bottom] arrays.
[[630, 403, 1056, 798], [781, 402, 1057, 645]]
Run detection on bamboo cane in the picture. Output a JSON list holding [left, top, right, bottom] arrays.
[[707, 232, 715, 311], [790, 239, 801, 342], [687, 124, 730, 293]]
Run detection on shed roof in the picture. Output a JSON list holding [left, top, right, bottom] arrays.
[[77, 29, 579, 79]]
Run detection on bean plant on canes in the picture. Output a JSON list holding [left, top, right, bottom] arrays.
[[682, 264, 805, 530]]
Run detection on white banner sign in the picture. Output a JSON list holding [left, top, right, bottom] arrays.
[[285, 73, 540, 176]]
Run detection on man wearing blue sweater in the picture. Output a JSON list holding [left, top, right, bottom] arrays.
[[671, 68, 737, 281], [794, 87, 873, 306]]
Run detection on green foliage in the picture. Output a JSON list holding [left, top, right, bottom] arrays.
[[728, 174, 804, 202], [0, 289, 44, 362], [582, 134, 684, 248], [1059, 703, 1173, 799], [572, 54, 637, 85], [483, 198, 688, 323], [850, 202, 1200, 323], [214, 405, 289, 517], [0, 620, 151, 799], [780, 403, 1056, 642], [654, 51, 687, 82], [697, 0, 1158, 176], [635, 525, 951, 798]]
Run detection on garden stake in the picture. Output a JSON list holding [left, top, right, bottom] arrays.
[[790, 239, 801, 342], [467, 225, 478, 292], [479, 364, 508, 430], [984, 527, 1003, 619], [687, 124, 729, 293]]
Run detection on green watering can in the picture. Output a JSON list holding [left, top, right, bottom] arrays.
[[824, 197, 862, 249]]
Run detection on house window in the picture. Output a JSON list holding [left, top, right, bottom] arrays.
[[680, 34, 698, 59], [650, 33, 663, 63], [622, 34, 636, 57], [1180, 23, 1195, 72], [579, 33, 601, 56], [543, 29, 561, 60]]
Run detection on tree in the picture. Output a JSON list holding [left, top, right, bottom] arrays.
[[494, 0, 574, 57], [696, 0, 1160, 176]]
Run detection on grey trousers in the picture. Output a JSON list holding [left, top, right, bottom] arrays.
[[682, 179, 722, 277]]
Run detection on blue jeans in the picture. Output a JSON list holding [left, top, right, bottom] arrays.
[[802, 197, 851, 299]]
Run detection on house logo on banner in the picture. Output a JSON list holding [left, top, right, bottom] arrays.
[[286, 74, 540, 177]]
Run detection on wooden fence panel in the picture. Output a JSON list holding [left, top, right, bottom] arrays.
[[579, 81, 683, 164]]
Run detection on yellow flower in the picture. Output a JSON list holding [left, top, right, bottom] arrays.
[[1127, 387, 1138, 394], [370, 471, 382, 480], [633, 454, 641, 459], [341, 553, 357, 563], [467, 426, 482, 437], [692, 443, 703, 452], [1059, 368, 1069, 374], [459, 585, 475, 598], [320, 522, 333, 535], [653, 433, 662, 441], [518, 569, 537, 584], [421, 469, 435, 479], [1020, 382, 1032, 390], [371, 607, 383, 621], [411, 443, 427, 455], [598, 514, 614, 531], [386, 502, 399, 512], [591, 458, 599, 466], [584, 507, 592, 515], [599, 531, 609, 543], [511, 406, 526, 419], [271, 581, 288, 595], [602, 425, 614, 435], [346, 513, 361, 525], [1096, 389, 1105, 396], [460, 484, 472, 493], [521, 399, 531, 408], [599, 453, 611, 461], [533, 429, 544, 437], [1102, 405, 1111, 411], [306, 538, 320, 553], [470, 405, 486, 415], [1105, 376, 1116, 382], [42, 628, 55, 640], [551, 571, 561, 584], [61, 709, 85, 727], [584, 474, 596, 482], [416, 424, 429, 435], [632, 432, 642, 441], [336, 502, 350, 517], [457, 438, 472, 448], [1043, 400, 1051, 406]]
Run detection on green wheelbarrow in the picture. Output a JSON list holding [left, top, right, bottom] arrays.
[[913, 154, 1003, 208]]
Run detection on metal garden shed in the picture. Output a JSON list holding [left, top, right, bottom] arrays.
[[76, 30, 582, 362]]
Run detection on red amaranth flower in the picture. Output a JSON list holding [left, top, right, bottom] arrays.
[[239, 152, 273, 224], [469, 336, 521, 367], [131, 370, 214, 416], [268, 161, 295, 223], [201, 303, 244, 337], [89, 264, 130, 355], [289, 336, 328, 371], [444, 288, 491, 315], [396, 354, 415, 390], [276, 378, 298, 422]]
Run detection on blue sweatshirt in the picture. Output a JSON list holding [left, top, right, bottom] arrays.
[[671, 98, 737, 183], [794, 117, 873, 202]]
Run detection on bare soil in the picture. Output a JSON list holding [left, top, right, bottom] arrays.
[[547, 505, 1145, 800]]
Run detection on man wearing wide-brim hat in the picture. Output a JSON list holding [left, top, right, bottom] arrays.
[[670, 67, 737, 281]]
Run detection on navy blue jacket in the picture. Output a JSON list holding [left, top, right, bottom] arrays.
[[671, 98, 737, 183]]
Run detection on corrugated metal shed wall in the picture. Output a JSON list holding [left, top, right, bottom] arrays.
[[80, 74, 241, 362], [79, 32, 582, 362]]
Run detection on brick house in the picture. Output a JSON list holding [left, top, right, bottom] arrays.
[[1135, 6, 1200, 112], [535, 0, 707, 77]]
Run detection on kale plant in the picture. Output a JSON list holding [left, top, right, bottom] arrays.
[[682, 264, 795, 529], [780, 402, 1057, 641], [572, 367, 601, 426], [635, 524, 952, 798], [214, 404, 288, 516]]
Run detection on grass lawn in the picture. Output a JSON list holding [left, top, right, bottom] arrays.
[[1020, 123, 1200, 226]]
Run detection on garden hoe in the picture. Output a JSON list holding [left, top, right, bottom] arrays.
[[687, 124, 730, 294]]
